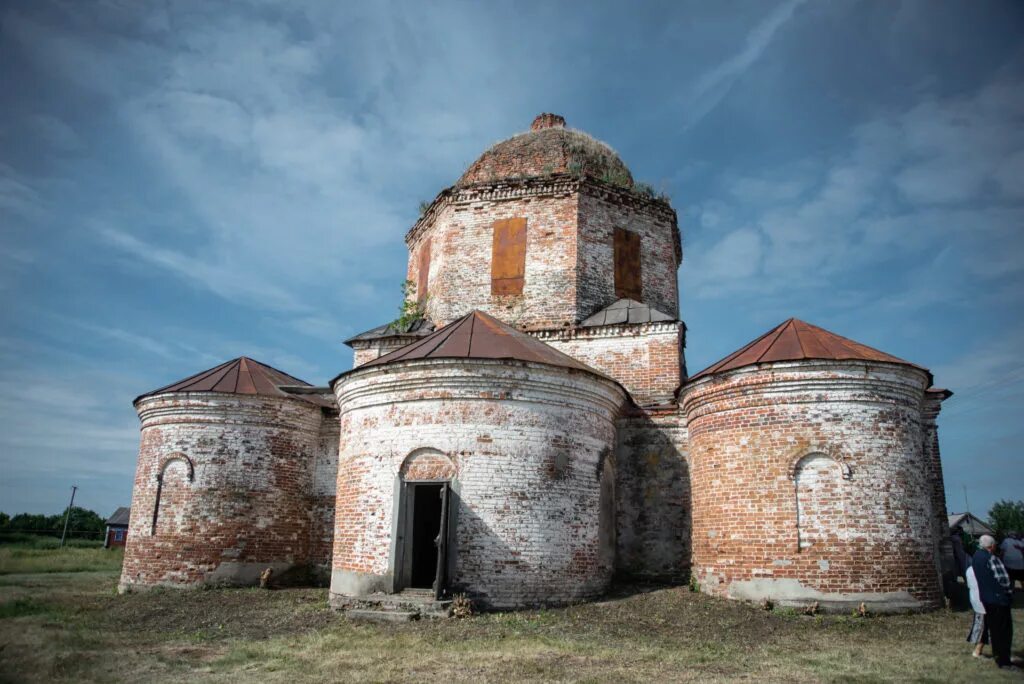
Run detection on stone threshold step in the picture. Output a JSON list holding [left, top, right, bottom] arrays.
[[345, 609, 419, 623]]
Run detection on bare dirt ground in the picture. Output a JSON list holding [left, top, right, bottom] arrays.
[[1, 566, 1023, 682]]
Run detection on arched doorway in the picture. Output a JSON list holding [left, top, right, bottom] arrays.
[[395, 449, 456, 598]]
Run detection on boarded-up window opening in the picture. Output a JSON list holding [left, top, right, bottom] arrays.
[[416, 238, 432, 303], [491, 218, 527, 295], [614, 228, 642, 301]]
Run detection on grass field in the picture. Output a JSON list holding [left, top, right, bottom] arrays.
[[1, 548, 1022, 682], [0, 544, 123, 575]]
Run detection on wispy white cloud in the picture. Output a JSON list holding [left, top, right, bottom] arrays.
[[684, 73, 1024, 302], [98, 226, 310, 313], [681, 0, 807, 129], [0, 163, 45, 220]]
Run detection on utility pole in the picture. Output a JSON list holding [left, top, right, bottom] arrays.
[[59, 485, 78, 548], [963, 485, 970, 517]]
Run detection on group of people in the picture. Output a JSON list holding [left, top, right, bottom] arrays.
[[965, 532, 1023, 670]]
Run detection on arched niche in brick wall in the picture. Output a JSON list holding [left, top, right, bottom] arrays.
[[399, 448, 456, 482], [791, 453, 849, 552], [151, 454, 194, 536]]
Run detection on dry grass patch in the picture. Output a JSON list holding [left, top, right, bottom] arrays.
[[1, 557, 1023, 682]]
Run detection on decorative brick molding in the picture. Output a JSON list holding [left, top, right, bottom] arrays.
[[400, 448, 457, 482], [786, 447, 852, 481]]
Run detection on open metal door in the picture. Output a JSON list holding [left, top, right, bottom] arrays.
[[432, 482, 450, 600]]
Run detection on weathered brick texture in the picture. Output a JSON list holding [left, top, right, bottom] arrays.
[[351, 337, 422, 368], [119, 114, 954, 615], [680, 361, 943, 612], [120, 393, 336, 591], [532, 322, 684, 406], [330, 359, 626, 609], [614, 407, 691, 580], [922, 391, 953, 584], [407, 176, 680, 330]]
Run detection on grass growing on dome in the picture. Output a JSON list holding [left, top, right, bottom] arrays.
[[2, 561, 1022, 682]]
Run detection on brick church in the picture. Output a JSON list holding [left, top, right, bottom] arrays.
[[120, 114, 953, 613]]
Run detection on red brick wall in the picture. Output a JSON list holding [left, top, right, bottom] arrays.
[[351, 337, 423, 368], [408, 180, 579, 330], [577, 185, 679, 321], [532, 322, 684, 406], [330, 359, 626, 609], [922, 393, 953, 582], [614, 406, 691, 580], [310, 409, 340, 578], [120, 393, 329, 591], [681, 361, 943, 612], [406, 176, 680, 330]]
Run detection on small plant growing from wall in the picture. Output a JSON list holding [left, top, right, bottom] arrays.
[[393, 280, 429, 333], [688, 574, 700, 593], [633, 181, 671, 203], [418, 200, 431, 217]]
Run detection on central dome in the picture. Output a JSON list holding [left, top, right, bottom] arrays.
[[456, 113, 634, 188]]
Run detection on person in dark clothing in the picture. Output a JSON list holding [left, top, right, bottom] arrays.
[[972, 535, 1017, 670], [951, 532, 968, 578]]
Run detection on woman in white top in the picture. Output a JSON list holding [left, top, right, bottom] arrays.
[[965, 563, 989, 657]]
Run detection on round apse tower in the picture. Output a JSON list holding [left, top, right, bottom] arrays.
[[119, 357, 336, 591], [680, 319, 947, 613], [330, 311, 627, 610]]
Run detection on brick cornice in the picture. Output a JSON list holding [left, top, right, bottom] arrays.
[[529, 320, 683, 342], [335, 358, 626, 421], [135, 393, 322, 432], [406, 174, 678, 249], [681, 361, 930, 419]]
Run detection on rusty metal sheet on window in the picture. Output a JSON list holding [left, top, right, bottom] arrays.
[[417, 238, 431, 302], [491, 217, 526, 295], [614, 228, 642, 300]]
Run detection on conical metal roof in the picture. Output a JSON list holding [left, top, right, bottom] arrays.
[[689, 318, 931, 383], [135, 357, 320, 404], [343, 310, 606, 377]]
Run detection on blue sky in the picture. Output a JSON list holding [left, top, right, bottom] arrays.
[[1, 0, 1021, 520]]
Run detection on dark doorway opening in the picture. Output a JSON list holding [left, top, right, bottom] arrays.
[[410, 483, 444, 589]]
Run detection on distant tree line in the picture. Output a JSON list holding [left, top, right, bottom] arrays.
[[0, 507, 107, 540], [989, 500, 1024, 539]]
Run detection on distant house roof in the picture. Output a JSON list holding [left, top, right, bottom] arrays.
[[335, 310, 611, 381], [949, 512, 995, 537], [106, 507, 130, 527], [343, 318, 436, 346], [581, 299, 676, 328], [134, 357, 333, 407], [689, 318, 932, 384]]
